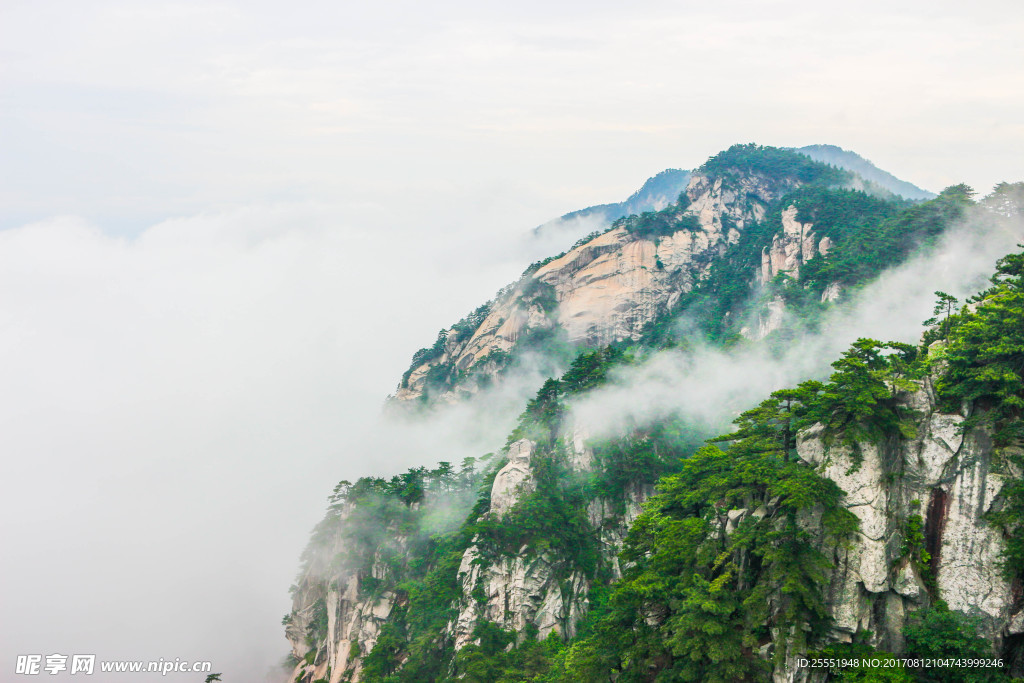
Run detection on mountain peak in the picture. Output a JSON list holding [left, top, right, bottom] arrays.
[[794, 143, 935, 200]]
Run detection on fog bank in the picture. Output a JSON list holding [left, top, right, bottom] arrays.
[[571, 206, 1024, 437], [0, 199, 557, 681]]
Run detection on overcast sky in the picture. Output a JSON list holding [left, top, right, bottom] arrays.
[[1, 0, 1023, 680], [4, 0, 1024, 231]]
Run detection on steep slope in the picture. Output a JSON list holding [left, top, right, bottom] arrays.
[[284, 131, 1023, 682], [795, 144, 935, 200], [287, 349, 705, 683], [394, 145, 853, 404], [532, 168, 692, 246], [286, 237, 1024, 683], [393, 144, 963, 406]]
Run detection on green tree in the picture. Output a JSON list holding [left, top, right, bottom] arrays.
[[431, 461, 455, 492], [458, 456, 478, 487], [580, 390, 858, 682], [923, 291, 959, 342], [940, 248, 1024, 446], [903, 602, 1008, 682], [509, 377, 565, 445], [810, 339, 919, 467], [938, 248, 1024, 581]]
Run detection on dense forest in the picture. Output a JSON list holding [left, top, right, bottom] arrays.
[[288, 146, 1024, 682], [399, 146, 979, 402], [296, 243, 1023, 682]]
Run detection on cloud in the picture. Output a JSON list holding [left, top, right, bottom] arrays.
[[3, 0, 1024, 228], [1, 177, 1019, 682], [2, 2, 1023, 678], [570, 205, 1024, 438], [0, 201, 553, 681]]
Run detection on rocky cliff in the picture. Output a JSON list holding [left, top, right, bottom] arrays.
[[286, 143, 1023, 681], [392, 144, 950, 406], [787, 373, 1021, 680], [286, 566, 397, 683], [284, 420, 662, 683], [287, 355, 1024, 682], [758, 205, 833, 286], [449, 436, 650, 651], [394, 149, 846, 404]]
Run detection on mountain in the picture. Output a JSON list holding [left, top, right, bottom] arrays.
[[531, 168, 692, 246], [795, 144, 935, 200], [392, 144, 951, 406], [284, 144, 1024, 683], [529, 144, 931, 261]]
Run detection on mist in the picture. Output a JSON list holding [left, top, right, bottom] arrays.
[[3, 0, 1023, 679], [570, 204, 1024, 438], [2, 193, 1021, 682], [0, 199, 561, 681], [2, 192, 1021, 683]]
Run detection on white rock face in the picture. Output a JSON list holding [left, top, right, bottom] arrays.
[[535, 228, 681, 345], [570, 427, 596, 470], [755, 296, 787, 339], [756, 204, 836, 289], [286, 423, 655, 683], [739, 202, 846, 341], [293, 370, 1023, 683], [490, 439, 536, 517], [453, 547, 590, 649], [821, 281, 841, 303], [287, 571, 398, 683], [785, 378, 1019, 681], [395, 170, 807, 402], [451, 431, 650, 651], [760, 205, 818, 284], [738, 203, 844, 341]]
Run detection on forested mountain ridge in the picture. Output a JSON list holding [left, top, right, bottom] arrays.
[[285, 145, 1024, 683], [794, 144, 935, 201], [532, 168, 693, 246], [531, 144, 932, 256], [392, 144, 957, 407]]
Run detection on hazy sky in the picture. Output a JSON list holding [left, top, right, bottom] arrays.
[[3, 0, 1024, 231], [1, 0, 1022, 680]]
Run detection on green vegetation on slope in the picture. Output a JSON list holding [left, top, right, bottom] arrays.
[[443, 247, 1024, 682], [513, 340, 931, 682], [396, 146, 978, 407], [298, 143, 1024, 681], [396, 144, 867, 399], [800, 185, 972, 293], [640, 183, 972, 348], [700, 143, 851, 187], [293, 242, 1024, 682], [936, 249, 1024, 583]]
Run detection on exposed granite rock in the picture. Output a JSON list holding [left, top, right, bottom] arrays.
[[740, 204, 840, 340], [490, 439, 536, 517], [452, 546, 589, 649], [395, 170, 809, 402], [291, 373, 1021, 683], [779, 377, 1020, 681], [451, 433, 650, 651], [759, 205, 820, 285], [287, 561, 401, 683], [821, 281, 841, 303]]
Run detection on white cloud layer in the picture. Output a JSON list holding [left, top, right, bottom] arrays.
[[1, 1, 1023, 679], [571, 207, 1024, 438], [2, 0, 1023, 231], [0, 202, 555, 681]]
